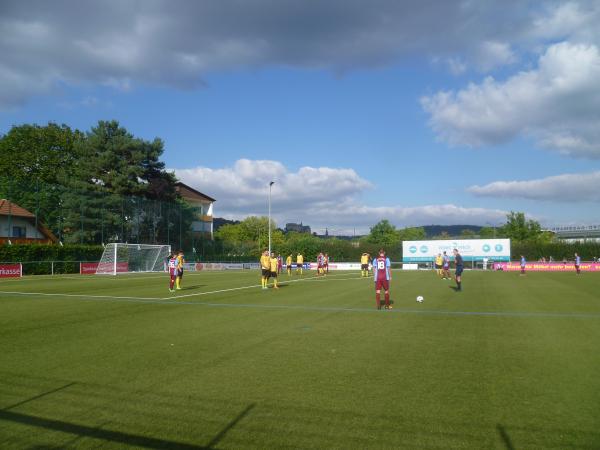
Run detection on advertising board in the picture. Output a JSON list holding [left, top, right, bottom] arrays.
[[307, 262, 362, 271], [493, 262, 600, 272], [403, 239, 511, 262], [0, 263, 22, 278], [80, 262, 99, 274]]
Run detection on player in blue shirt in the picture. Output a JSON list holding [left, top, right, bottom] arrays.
[[520, 255, 526, 276], [453, 248, 464, 291], [575, 253, 581, 275]]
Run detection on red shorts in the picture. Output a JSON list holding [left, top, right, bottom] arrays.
[[375, 279, 389, 291]]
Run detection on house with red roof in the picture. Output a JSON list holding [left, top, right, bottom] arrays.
[[0, 199, 58, 244]]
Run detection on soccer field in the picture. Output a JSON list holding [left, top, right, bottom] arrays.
[[1, 269, 599, 449]]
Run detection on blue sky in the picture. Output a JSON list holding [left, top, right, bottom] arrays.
[[1, 1, 600, 234]]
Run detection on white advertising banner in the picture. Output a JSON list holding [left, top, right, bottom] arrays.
[[308, 262, 362, 271], [184, 262, 260, 271], [403, 239, 510, 262]]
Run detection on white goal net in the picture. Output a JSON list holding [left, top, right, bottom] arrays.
[[96, 243, 171, 275]]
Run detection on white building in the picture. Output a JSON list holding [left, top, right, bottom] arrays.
[[546, 225, 600, 243], [0, 199, 58, 244], [174, 182, 215, 239]]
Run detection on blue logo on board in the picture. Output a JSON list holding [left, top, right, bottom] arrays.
[[482, 244, 491, 252], [409, 246, 417, 253], [420, 245, 428, 253], [495, 244, 503, 252]]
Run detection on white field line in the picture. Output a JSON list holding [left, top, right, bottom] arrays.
[[1, 270, 360, 283], [0, 273, 367, 303], [0, 291, 161, 301], [164, 274, 364, 300], [1, 288, 599, 319]]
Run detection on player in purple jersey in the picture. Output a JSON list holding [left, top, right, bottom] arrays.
[[442, 251, 451, 280], [373, 249, 392, 309], [167, 252, 178, 292]]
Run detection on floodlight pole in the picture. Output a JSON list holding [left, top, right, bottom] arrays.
[[268, 181, 275, 254]]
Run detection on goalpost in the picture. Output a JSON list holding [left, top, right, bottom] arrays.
[[96, 243, 171, 275]]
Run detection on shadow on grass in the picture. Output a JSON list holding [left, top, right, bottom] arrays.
[[0, 403, 256, 449], [497, 424, 515, 450], [206, 403, 255, 448], [3, 382, 76, 411], [0, 409, 208, 449], [181, 285, 206, 290], [0, 373, 256, 449], [3, 372, 599, 448]]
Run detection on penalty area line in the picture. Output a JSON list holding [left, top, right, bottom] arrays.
[[165, 273, 366, 300]]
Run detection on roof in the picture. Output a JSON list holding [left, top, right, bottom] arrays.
[[0, 199, 35, 218], [0, 199, 58, 242], [175, 182, 216, 202]]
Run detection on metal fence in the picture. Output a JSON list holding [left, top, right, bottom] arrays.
[[0, 178, 210, 253]]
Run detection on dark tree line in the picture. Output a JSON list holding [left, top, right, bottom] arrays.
[[0, 120, 195, 246]]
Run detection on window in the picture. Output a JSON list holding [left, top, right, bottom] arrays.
[[12, 226, 26, 238]]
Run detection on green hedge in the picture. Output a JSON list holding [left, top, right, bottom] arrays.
[[0, 243, 103, 274], [512, 241, 600, 261]]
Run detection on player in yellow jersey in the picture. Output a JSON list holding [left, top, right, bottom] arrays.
[[360, 252, 370, 277], [435, 253, 444, 278], [286, 254, 292, 275], [296, 253, 304, 274], [270, 252, 279, 289], [175, 250, 185, 290], [260, 250, 271, 290]]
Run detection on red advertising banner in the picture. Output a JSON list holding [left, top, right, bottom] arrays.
[[493, 262, 600, 272], [95, 262, 130, 274], [0, 263, 22, 278], [80, 262, 99, 274]]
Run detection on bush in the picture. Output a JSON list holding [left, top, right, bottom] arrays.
[[0, 243, 103, 274], [512, 241, 600, 261]]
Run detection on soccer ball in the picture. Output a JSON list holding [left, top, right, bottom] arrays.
[[416, 295, 424, 303]]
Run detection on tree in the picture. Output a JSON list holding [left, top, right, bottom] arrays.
[[214, 216, 283, 258], [60, 120, 185, 244], [479, 226, 497, 238], [460, 229, 477, 238], [365, 220, 400, 247], [0, 123, 82, 185], [398, 226, 426, 241], [498, 212, 544, 242], [0, 123, 83, 238]]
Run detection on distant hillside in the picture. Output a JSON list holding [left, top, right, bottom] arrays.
[[213, 219, 484, 239], [423, 225, 483, 238]]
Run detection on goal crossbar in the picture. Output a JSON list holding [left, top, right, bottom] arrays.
[[96, 243, 171, 275]]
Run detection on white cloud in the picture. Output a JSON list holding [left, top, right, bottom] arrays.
[[468, 171, 600, 202], [473, 41, 517, 72], [173, 159, 507, 234], [421, 42, 600, 158], [531, 1, 600, 43]]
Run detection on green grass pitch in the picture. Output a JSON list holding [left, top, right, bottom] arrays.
[[1, 269, 599, 448]]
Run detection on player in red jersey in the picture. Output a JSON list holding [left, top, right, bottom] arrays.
[[167, 252, 178, 292], [373, 249, 392, 310], [317, 252, 324, 276]]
